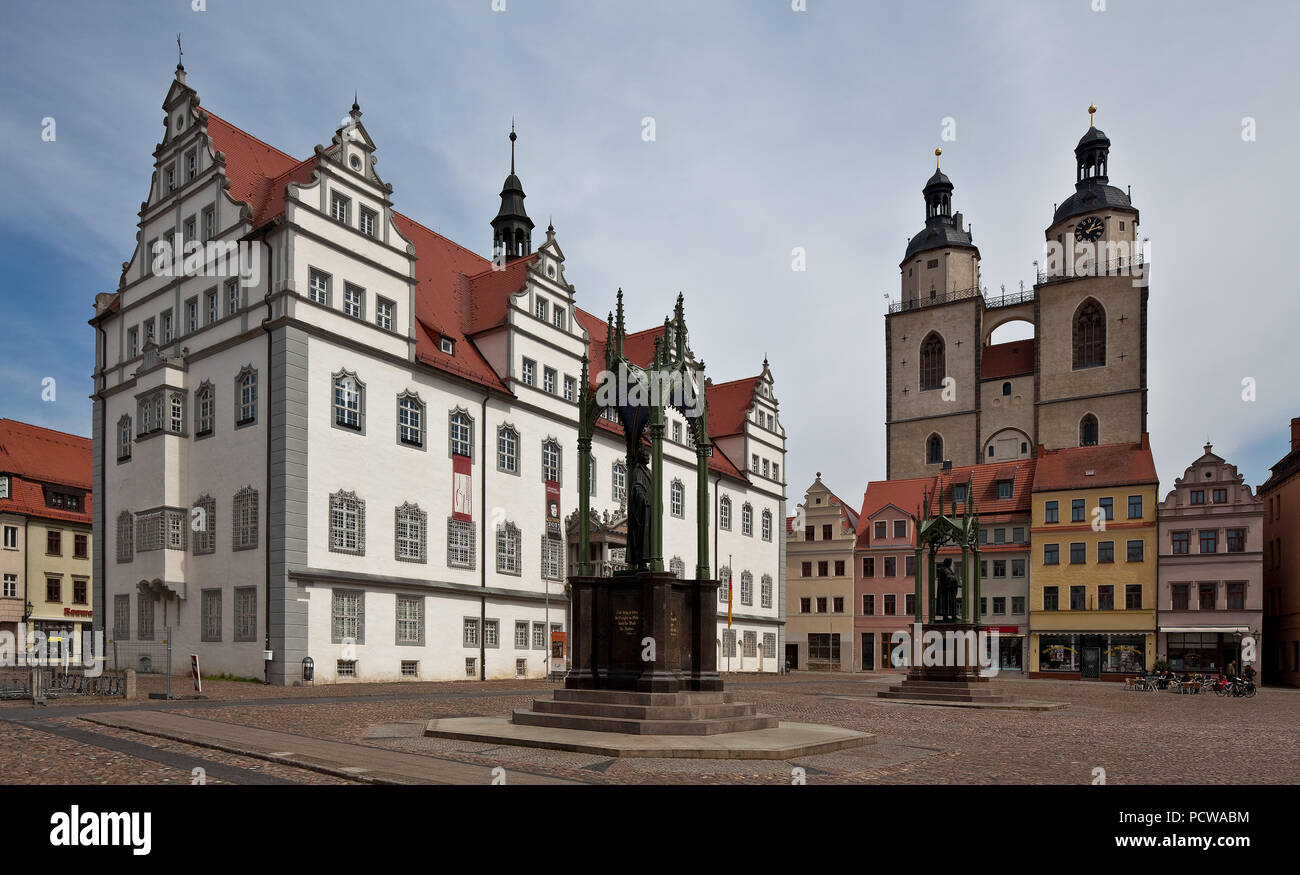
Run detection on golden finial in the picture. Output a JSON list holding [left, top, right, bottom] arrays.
[[1088, 103, 1097, 126], [935, 147, 942, 169]]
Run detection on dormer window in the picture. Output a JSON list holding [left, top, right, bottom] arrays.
[[440, 337, 455, 355], [0, 475, 8, 499], [954, 484, 968, 503], [997, 480, 1013, 500]]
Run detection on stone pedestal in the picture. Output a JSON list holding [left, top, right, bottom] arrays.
[[564, 570, 722, 693], [877, 623, 1017, 704]]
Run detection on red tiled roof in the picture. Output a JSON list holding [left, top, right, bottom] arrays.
[[1032, 439, 1157, 492], [465, 255, 537, 335], [931, 458, 1037, 516], [981, 339, 1034, 381], [203, 110, 305, 227], [856, 477, 931, 546], [706, 377, 761, 438], [0, 420, 93, 524]]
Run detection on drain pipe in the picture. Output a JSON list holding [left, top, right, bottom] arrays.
[[480, 385, 490, 680], [256, 232, 276, 685]]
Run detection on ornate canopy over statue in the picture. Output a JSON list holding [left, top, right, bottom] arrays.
[[913, 485, 983, 625]]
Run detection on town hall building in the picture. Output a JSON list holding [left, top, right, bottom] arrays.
[[89, 63, 786, 684]]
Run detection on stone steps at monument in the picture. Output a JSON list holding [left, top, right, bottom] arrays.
[[552, 689, 735, 707], [531, 697, 757, 721], [880, 680, 1016, 703], [510, 708, 779, 736]]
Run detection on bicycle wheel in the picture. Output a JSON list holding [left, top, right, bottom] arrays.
[[1245, 683, 1257, 698], [1215, 684, 1227, 697]]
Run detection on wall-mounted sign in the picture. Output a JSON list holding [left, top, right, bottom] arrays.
[[545, 480, 561, 538], [452, 453, 473, 521]]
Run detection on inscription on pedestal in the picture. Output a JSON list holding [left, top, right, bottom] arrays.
[[614, 609, 640, 635]]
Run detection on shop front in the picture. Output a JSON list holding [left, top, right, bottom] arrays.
[[1031, 632, 1152, 679], [1159, 628, 1249, 674], [985, 626, 1024, 673]]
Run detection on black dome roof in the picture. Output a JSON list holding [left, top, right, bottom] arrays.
[[1076, 126, 1111, 149], [903, 220, 976, 261], [1052, 181, 1133, 225]]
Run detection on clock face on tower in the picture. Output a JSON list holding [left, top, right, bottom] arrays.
[[1074, 216, 1105, 243]]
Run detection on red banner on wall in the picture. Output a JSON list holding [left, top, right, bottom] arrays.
[[452, 453, 473, 521], [545, 480, 561, 538]]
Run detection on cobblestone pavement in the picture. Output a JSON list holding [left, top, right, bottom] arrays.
[[3, 672, 1297, 784]]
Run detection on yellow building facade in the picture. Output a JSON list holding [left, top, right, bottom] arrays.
[[26, 517, 93, 659], [1029, 440, 1158, 678]]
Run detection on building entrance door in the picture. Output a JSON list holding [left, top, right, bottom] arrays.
[[785, 644, 798, 671], [1082, 646, 1101, 678], [862, 633, 874, 670]]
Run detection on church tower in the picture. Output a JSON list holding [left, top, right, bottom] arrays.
[[885, 149, 984, 479], [1033, 105, 1147, 452], [491, 125, 534, 261]]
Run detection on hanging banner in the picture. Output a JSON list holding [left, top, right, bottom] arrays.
[[545, 480, 561, 538], [452, 453, 473, 521]]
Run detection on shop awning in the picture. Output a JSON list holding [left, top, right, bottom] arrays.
[[1159, 626, 1250, 634]]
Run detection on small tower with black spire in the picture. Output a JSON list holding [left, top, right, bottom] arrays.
[[492, 123, 535, 261]]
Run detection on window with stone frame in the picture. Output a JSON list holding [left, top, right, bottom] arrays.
[[394, 502, 427, 563], [542, 439, 562, 484], [166, 509, 186, 551], [135, 510, 165, 552], [670, 479, 685, 518], [397, 393, 424, 447], [117, 415, 133, 460], [329, 491, 365, 555], [496, 523, 520, 575], [137, 592, 155, 641], [396, 596, 424, 646], [308, 268, 331, 305], [201, 589, 222, 642], [926, 433, 943, 465], [515, 620, 530, 650], [195, 382, 214, 436], [718, 566, 731, 603], [116, 511, 134, 561], [669, 556, 685, 579], [1079, 414, 1099, 447], [497, 425, 518, 473], [763, 632, 777, 659], [331, 590, 364, 643], [741, 503, 753, 536], [113, 594, 130, 639], [612, 461, 626, 502], [448, 519, 475, 568], [719, 496, 731, 530], [484, 619, 499, 648], [463, 617, 480, 647], [235, 366, 257, 425], [333, 371, 364, 431], [533, 622, 547, 650], [449, 410, 473, 458], [761, 574, 773, 608], [234, 587, 257, 641], [740, 571, 753, 606], [343, 283, 365, 320], [232, 487, 258, 551], [743, 630, 758, 658], [541, 536, 564, 581], [761, 509, 772, 541]]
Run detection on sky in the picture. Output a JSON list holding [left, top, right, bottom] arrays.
[[1, 0, 1296, 508]]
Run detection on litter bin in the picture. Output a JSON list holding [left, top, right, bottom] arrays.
[[301, 656, 314, 684]]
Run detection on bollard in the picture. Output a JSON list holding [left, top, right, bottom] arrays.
[[124, 668, 137, 701]]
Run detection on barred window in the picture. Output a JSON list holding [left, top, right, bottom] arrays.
[[333, 372, 363, 431], [201, 589, 222, 642], [761, 574, 773, 608], [541, 537, 564, 580], [233, 487, 259, 551], [449, 410, 473, 458], [116, 511, 134, 562], [397, 394, 424, 446], [195, 382, 214, 436], [740, 571, 753, 606], [234, 587, 257, 641], [113, 594, 130, 639], [328, 491, 364, 554], [542, 439, 561, 483], [497, 426, 518, 473], [166, 509, 186, 550], [720, 496, 731, 530], [497, 523, 520, 575], [137, 593, 155, 641], [192, 495, 215, 554], [394, 503, 427, 563], [331, 590, 363, 643], [448, 519, 475, 568], [761, 509, 772, 541], [396, 596, 423, 645], [763, 632, 776, 659], [612, 462, 626, 503], [136, 510, 165, 552], [742, 503, 753, 537]]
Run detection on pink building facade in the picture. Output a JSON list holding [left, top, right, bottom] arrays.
[[854, 478, 930, 671], [1156, 444, 1264, 676]]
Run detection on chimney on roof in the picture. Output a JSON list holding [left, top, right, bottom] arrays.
[[1292, 417, 1300, 452], [1037, 443, 1046, 458], [941, 460, 952, 472]]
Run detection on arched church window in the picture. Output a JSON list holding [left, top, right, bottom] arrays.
[[1080, 414, 1099, 447], [920, 332, 945, 390], [926, 433, 943, 465], [1072, 299, 1106, 369]]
